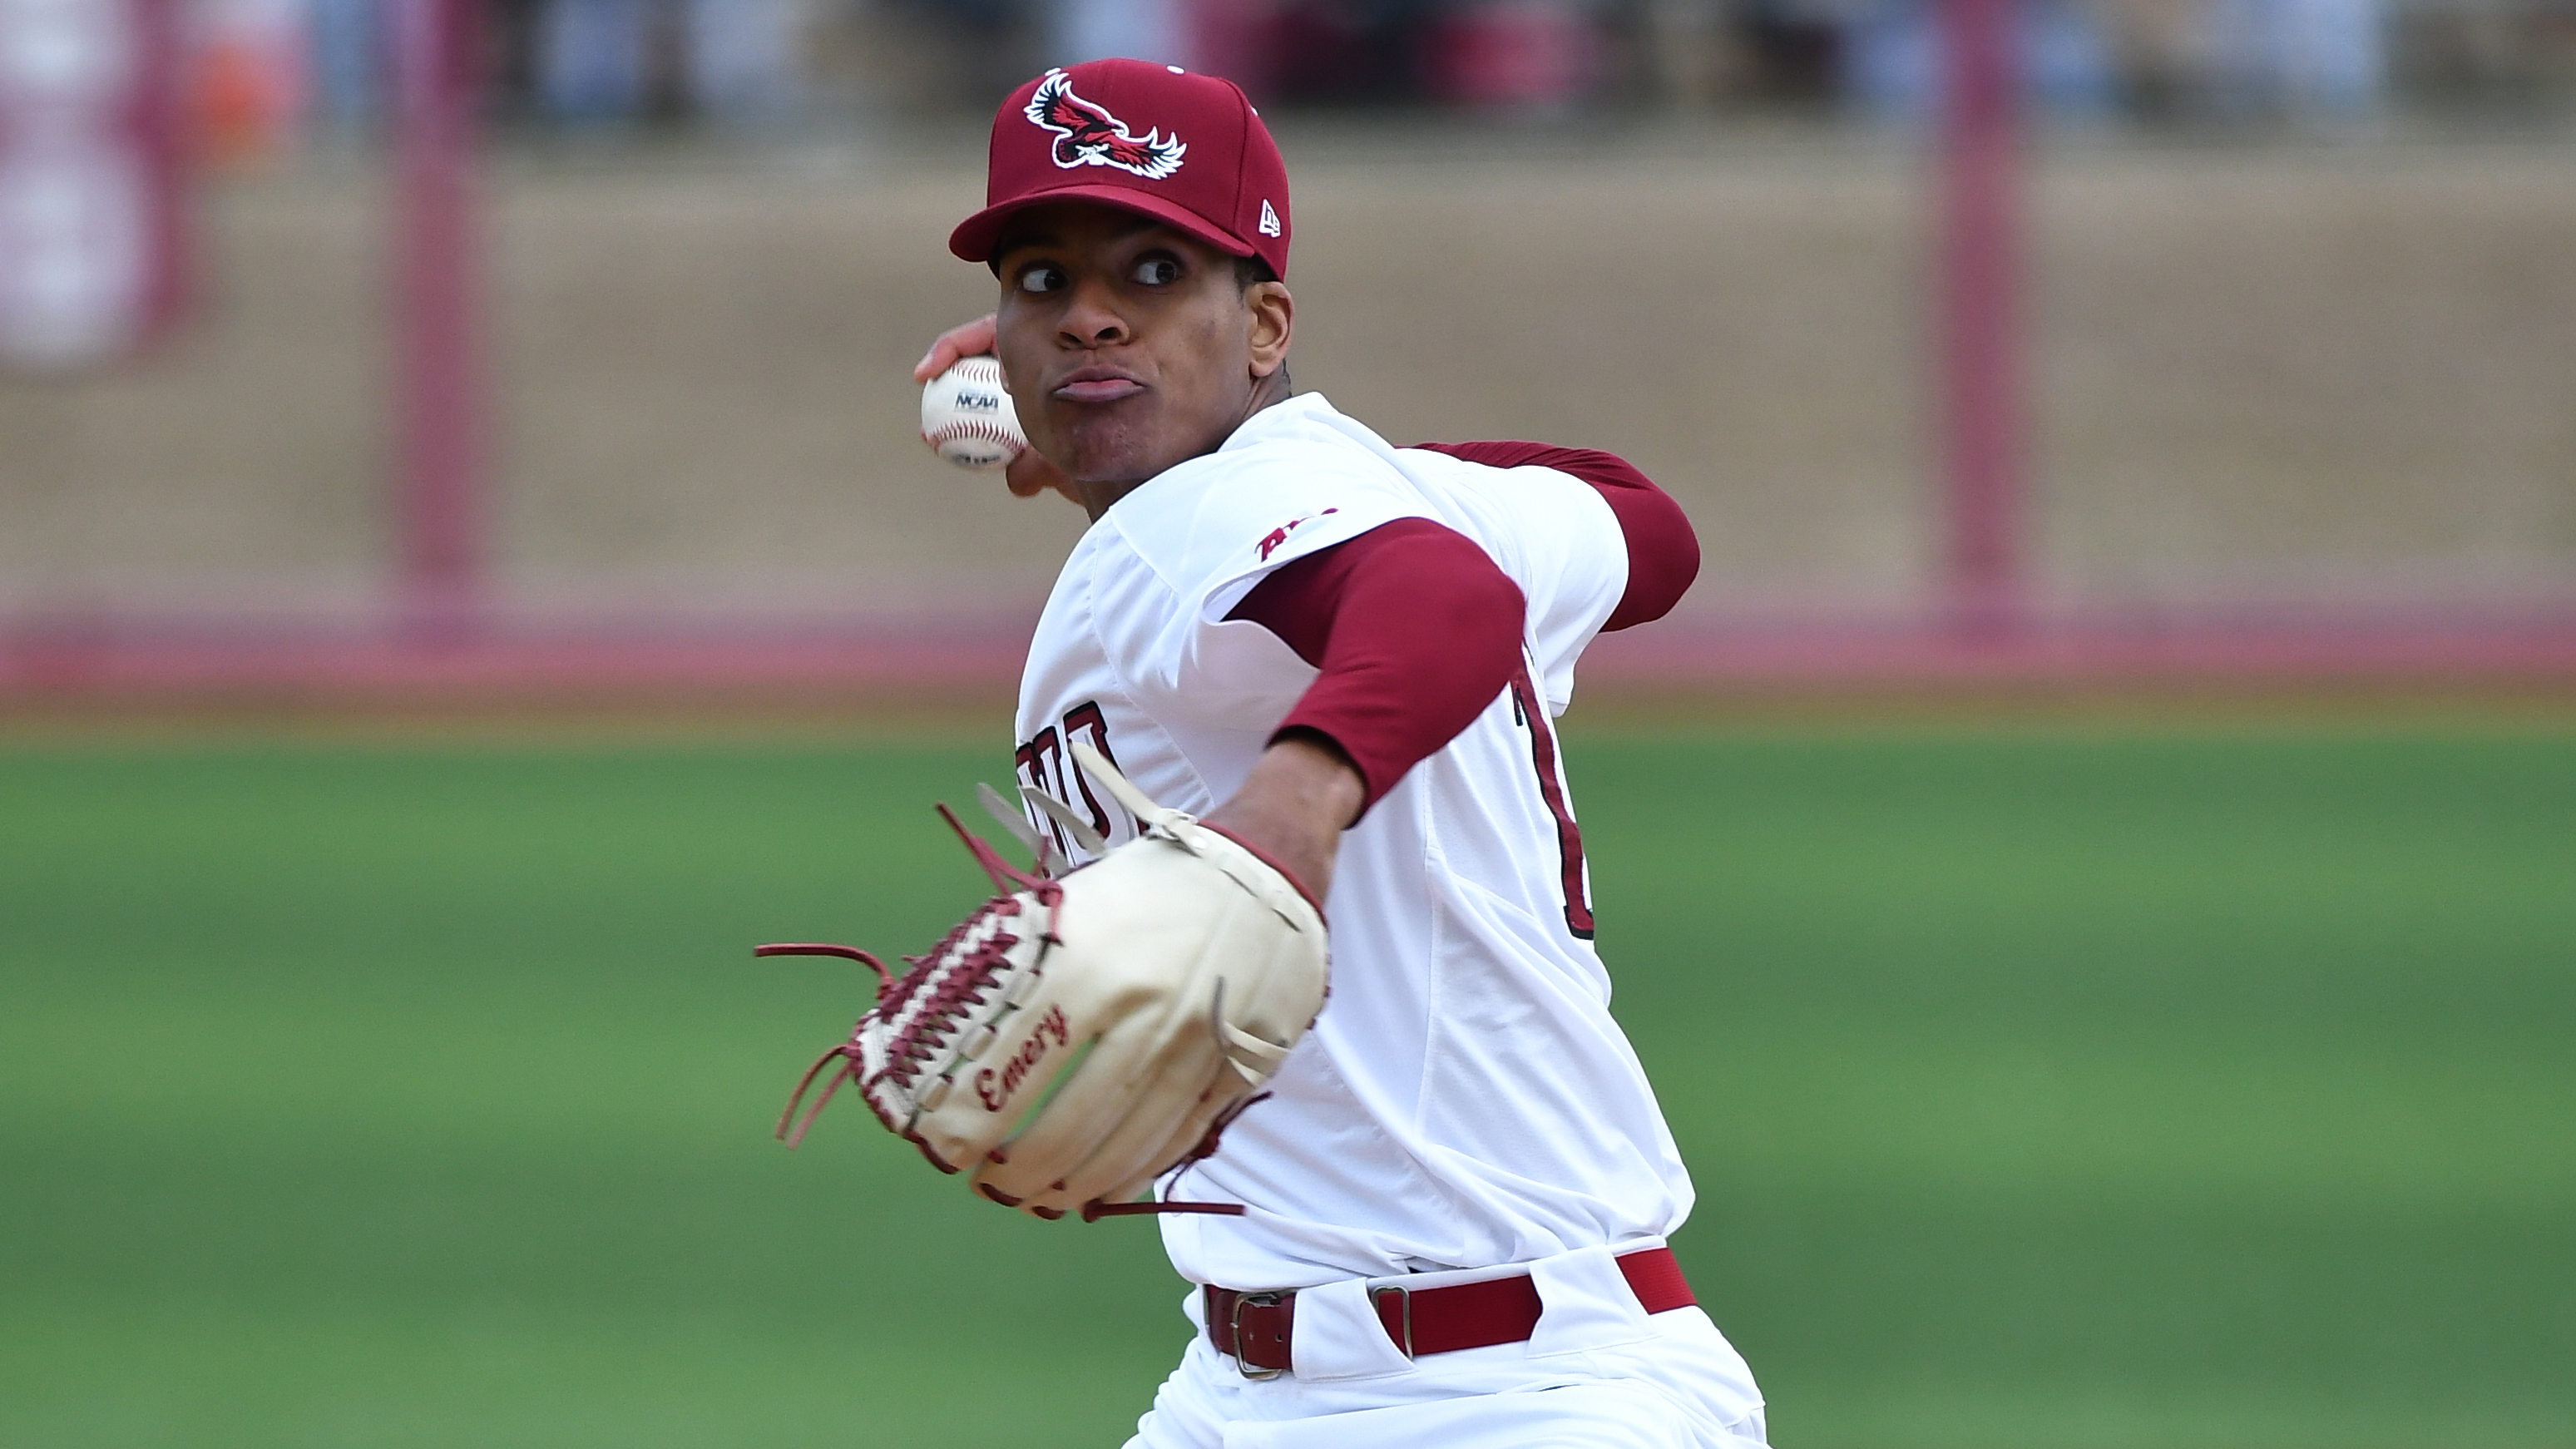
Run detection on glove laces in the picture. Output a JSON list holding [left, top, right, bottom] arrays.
[[758, 798, 1268, 1219]]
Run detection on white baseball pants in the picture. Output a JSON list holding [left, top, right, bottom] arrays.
[[1122, 1244, 1770, 1449]]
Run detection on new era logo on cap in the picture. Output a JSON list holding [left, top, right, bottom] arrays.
[[949, 59, 1293, 281]]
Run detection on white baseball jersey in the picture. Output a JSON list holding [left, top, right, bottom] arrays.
[[1012, 393, 1693, 1291]]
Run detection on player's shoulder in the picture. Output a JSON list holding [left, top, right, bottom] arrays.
[[1104, 393, 1427, 594], [1386, 446, 1624, 591]]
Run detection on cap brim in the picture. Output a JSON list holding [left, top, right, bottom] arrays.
[[950, 182, 1256, 266]]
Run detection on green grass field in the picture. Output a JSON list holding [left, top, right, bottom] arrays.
[[3, 725, 2570, 1447]]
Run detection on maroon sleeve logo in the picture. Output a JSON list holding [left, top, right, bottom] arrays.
[[1257, 507, 1337, 561]]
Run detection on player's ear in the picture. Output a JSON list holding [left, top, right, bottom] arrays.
[[1245, 282, 1293, 380]]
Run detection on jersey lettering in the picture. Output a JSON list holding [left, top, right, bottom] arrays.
[[1508, 665, 1595, 938], [1059, 700, 1131, 842], [1012, 725, 1070, 856], [1256, 507, 1339, 561], [1014, 701, 1131, 858]]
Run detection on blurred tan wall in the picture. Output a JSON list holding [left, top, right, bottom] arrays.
[[3, 132, 2571, 623]]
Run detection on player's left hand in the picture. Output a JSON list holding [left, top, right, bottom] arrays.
[[762, 741, 1330, 1220], [915, 314, 1079, 505]]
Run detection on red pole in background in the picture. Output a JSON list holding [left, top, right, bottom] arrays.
[[1935, 0, 2025, 636], [134, 0, 190, 342], [391, 0, 484, 641]]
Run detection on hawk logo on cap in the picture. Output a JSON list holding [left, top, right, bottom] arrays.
[[1025, 70, 1187, 181]]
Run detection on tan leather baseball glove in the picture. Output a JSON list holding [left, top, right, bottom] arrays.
[[762, 740, 1329, 1221]]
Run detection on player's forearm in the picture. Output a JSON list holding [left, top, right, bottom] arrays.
[[1204, 733, 1365, 906]]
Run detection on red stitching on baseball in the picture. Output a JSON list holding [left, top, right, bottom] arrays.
[[927, 420, 1020, 446]]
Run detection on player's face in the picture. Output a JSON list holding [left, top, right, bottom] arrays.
[[991, 203, 1292, 513]]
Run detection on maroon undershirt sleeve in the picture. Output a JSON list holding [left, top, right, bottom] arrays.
[[1225, 443, 1690, 816], [1228, 518, 1524, 815], [1411, 440, 1699, 631]]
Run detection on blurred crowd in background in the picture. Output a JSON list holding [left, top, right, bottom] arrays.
[[5, 0, 2570, 368], [5, 0, 2572, 632], [126, 0, 2576, 151]]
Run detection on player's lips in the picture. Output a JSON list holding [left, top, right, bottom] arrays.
[[1052, 366, 1146, 404]]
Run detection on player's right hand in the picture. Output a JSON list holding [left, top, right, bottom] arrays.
[[912, 314, 998, 383], [916, 315, 1078, 505]]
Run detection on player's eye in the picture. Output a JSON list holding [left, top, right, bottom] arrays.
[[1130, 255, 1182, 286], [1016, 265, 1066, 294]]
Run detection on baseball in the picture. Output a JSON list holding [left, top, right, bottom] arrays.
[[920, 356, 1026, 472]]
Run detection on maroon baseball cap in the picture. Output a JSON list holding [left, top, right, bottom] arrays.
[[949, 60, 1293, 281]]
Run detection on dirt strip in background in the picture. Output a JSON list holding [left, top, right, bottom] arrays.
[[3, 128, 2572, 624]]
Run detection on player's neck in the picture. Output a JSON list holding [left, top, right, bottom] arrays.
[[1073, 373, 1297, 522]]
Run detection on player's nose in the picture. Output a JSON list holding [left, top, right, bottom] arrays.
[[1056, 273, 1129, 349]]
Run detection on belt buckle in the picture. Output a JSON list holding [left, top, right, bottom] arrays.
[[1229, 1291, 1288, 1381], [1368, 1283, 1413, 1361]]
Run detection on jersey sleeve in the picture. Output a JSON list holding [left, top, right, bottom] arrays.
[[1227, 519, 1526, 815], [1391, 446, 1629, 716], [1095, 442, 1431, 734], [1410, 441, 1698, 631]]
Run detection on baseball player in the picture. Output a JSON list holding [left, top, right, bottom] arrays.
[[902, 58, 1768, 1449]]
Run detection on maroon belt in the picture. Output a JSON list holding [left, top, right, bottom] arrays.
[[1204, 1247, 1694, 1378]]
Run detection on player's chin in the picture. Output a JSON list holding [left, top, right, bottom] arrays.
[[1046, 412, 1169, 485]]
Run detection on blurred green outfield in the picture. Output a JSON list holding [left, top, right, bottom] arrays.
[[2, 724, 2570, 1448]]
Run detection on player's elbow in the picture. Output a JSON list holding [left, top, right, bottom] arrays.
[[1605, 487, 1698, 631]]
